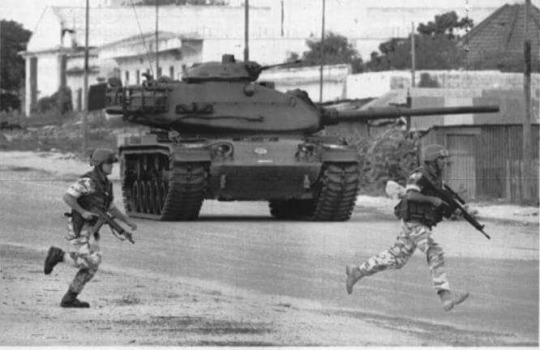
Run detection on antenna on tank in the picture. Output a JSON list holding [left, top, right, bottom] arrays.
[[82, 0, 90, 155], [155, 0, 159, 77], [319, 0, 326, 103], [244, 0, 249, 61]]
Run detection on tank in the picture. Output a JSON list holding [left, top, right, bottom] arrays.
[[103, 54, 499, 221]]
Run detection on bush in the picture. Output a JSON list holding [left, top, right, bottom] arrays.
[[34, 87, 73, 115], [418, 73, 440, 88], [357, 126, 420, 194]]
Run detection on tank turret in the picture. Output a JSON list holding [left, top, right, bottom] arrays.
[[99, 54, 499, 222]]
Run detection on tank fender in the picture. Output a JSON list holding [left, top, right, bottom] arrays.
[[172, 148, 211, 163], [320, 146, 359, 163]]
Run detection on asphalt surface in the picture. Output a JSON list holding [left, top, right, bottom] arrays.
[[0, 170, 538, 346]]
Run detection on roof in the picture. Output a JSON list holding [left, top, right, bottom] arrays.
[[462, 3, 540, 71], [98, 30, 202, 59]]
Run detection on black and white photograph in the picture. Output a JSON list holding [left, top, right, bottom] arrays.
[[0, 0, 538, 346]]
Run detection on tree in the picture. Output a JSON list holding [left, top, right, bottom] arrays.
[[365, 11, 471, 71], [417, 11, 473, 39], [0, 20, 31, 93], [294, 32, 363, 73], [1, 20, 31, 111]]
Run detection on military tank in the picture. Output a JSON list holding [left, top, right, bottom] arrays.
[[104, 54, 498, 221]]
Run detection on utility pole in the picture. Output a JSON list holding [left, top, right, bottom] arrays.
[[155, 0, 159, 77], [410, 22, 416, 88], [319, 0, 326, 103], [244, 0, 249, 61], [280, 0, 284, 37], [0, 20, 3, 111], [82, 0, 89, 155], [522, 0, 533, 203], [408, 22, 416, 130]]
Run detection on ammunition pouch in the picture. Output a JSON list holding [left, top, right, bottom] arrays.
[[64, 210, 99, 238], [394, 199, 442, 228]]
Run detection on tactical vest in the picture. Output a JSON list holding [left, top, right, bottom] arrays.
[[395, 166, 444, 227], [70, 168, 114, 234]]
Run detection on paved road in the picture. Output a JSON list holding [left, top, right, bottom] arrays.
[[1, 175, 538, 345]]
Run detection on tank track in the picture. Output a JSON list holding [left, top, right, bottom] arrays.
[[160, 163, 207, 220], [268, 162, 359, 221], [121, 152, 208, 221], [311, 163, 360, 221]]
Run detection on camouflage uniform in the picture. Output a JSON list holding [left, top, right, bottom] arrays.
[[44, 149, 119, 308], [62, 171, 112, 294], [346, 144, 469, 311], [356, 167, 449, 292]]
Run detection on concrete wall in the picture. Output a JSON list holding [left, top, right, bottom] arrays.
[[260, 64, 351, 102], [347, 70, 540, 100], [390, 71, 540, 92]]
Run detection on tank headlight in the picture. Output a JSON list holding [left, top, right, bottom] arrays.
[[211, 142, 234, 158], [182, 143, 206, 149], [298, 144, 315, 153], [322, 144, 348, 150], [243, 84, 256, 97]]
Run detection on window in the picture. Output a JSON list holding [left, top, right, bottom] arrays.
[[125, 70, 130, 85], [136, 69, 140, 84], [169, 66, 175, 79]]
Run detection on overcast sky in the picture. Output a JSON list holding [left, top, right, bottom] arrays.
[[1, 0, 538, 33]]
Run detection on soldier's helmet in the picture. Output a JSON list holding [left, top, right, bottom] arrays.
[[90, 148, 118, 166], [422, 144, 450, 162]]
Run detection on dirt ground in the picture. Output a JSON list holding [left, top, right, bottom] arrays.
[[2, 243, 436, 347]]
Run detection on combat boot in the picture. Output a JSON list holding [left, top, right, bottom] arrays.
[[44, 246, 64, 275], [60, 289, 90, 308], [345, 265, 365, 295], [438, 290, 470, 311]]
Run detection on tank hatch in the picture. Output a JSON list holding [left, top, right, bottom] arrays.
[[184, 54, 262, 83]]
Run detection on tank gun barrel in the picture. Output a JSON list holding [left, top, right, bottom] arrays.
[[259, 60, 302, 72], [322, 105, 500, 125], [247, 60, 302, 81]]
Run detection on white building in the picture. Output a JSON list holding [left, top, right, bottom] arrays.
[[21, 1, 504, 115]]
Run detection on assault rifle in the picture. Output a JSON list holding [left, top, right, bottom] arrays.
[[91, 207, 135, 244], [420, 177, 491, 240]]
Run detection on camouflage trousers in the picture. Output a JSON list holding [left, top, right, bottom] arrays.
[[63, 218, 102, 294], [357, 220, 450, 292]]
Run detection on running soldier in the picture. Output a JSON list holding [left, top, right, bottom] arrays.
[[44, 149, 137, 308], [345, 144, 469, 311]]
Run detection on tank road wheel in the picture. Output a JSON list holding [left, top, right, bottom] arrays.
[[131, 181, 140, 212], [139, 180, 148, 214], [159, 181, 168, 211], [153, 181, 162, 215], [146, 181, 155, 214], [311, 163, 360, 221], [160, 163, 208, 221]]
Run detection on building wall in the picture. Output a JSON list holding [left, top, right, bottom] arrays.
[[422, 125, 539, 202], [347, 70, 540, 99], [260, 64, 350, 102]]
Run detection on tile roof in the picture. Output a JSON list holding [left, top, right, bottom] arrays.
[[462, 3, 540, 71]]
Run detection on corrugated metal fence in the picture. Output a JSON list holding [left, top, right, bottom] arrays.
[[422, 125, 539, 203]]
